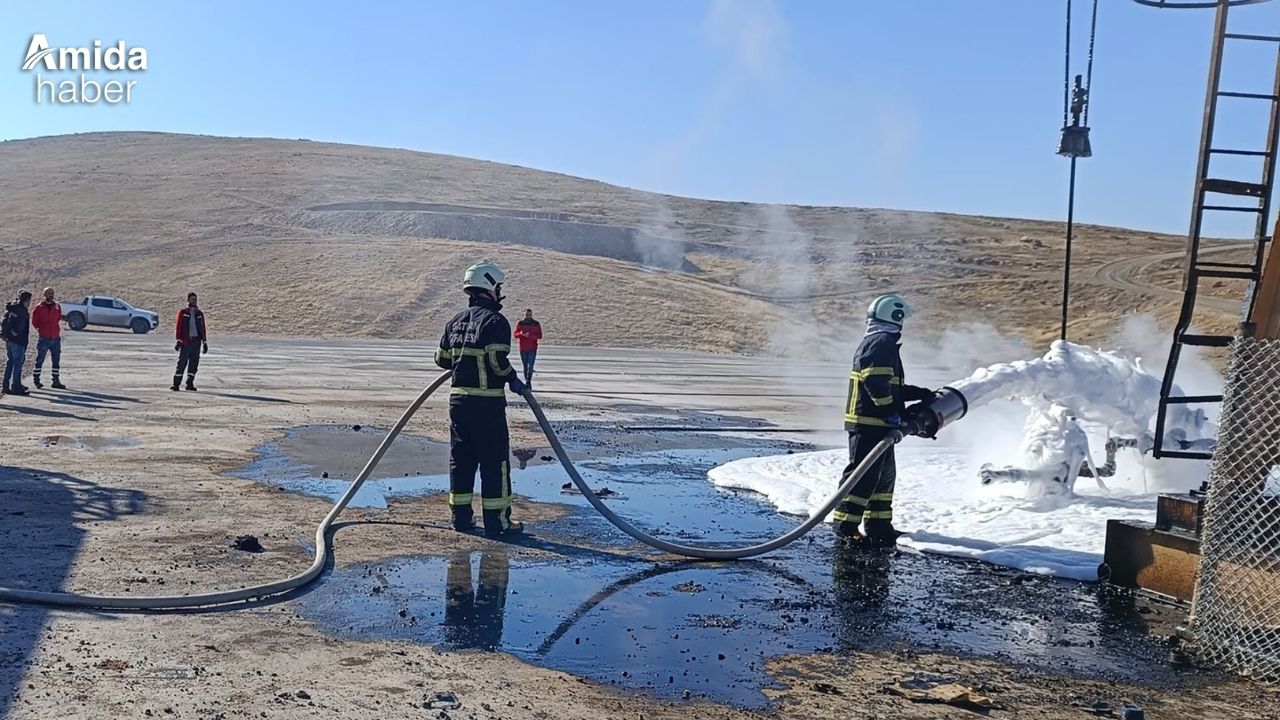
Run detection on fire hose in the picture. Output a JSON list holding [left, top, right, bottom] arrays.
[[0, 371, 968, 610]]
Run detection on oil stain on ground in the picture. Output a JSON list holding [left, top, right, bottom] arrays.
[[238, 424, 1188, 709]]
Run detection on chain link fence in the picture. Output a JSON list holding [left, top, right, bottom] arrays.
[[1190, 337, 1280, 682]]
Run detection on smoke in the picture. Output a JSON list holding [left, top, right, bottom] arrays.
[[744, 203, 832, 357], [872, 100, 921, 191], [926, 323, 1033, 381], [633, 2, 788, 268], [1106, 314, 1223, 491], [1108, 314, 1223, 409], [633, 193, 689, 270], [704, 0, 785, 77], [646, 0, 785, 176]]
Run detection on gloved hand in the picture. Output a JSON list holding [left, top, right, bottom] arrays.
[[202, 342, 209, 355], [509, 376, 528, 395], [887, 413, 927, 437], [175, 341, 182, 352]]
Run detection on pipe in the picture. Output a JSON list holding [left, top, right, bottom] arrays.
[[525, 391, 900, 560], [0, 372, 452, 610], [0, 370, 942, 609]]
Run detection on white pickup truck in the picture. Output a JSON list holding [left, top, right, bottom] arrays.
[[61, 295, 160, 334]]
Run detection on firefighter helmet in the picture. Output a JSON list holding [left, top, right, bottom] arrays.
[[868, 293, 912, 326], [463, 262, 506, 293]]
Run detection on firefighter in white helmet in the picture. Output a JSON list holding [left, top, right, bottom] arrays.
[[434, 261, 528, 537], [833, 294, 934, 546]]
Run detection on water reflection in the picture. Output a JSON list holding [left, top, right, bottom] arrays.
[[443, 549, 510, 650]]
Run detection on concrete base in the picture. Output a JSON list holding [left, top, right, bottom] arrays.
[[1102, 519, 1201, 602]]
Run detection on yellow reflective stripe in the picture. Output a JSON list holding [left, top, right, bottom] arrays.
[[890, 378, 902, 385], [486, 344, 513, 376], [448, 492, 473, 506], [851, 366, 897, 379], [864, 510, 893, 520], [831, 511, 862, 523], [434, 347, 451, 363], [841, 495, 869, 507], [870, 493, 894, 501], [482, 497, 511, 510], [450, 387, 506, 397], [843, 414, 891, 427], [871, 395, 894, 406], [477, 352, 488, 389], [449, 347, 486, 357]]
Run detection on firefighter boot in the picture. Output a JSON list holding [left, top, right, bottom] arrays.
[[451, 506, 476, 533], [863, 520, 903, 548]]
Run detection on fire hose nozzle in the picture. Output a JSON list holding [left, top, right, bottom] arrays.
[[902, 386, 969, 439]]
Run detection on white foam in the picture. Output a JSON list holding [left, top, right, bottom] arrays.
[[709, 444, 1160, 581], [709, 340, 1222, 581]]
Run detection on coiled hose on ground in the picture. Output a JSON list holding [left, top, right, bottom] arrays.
[[0, 370, 895, 610]]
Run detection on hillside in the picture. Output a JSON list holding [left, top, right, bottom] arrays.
[[0, 131, 1242, 355]]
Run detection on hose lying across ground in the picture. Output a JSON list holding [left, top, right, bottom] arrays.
[[0, 370, 895, 610]]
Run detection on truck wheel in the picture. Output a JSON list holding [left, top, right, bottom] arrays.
[[130, 318, 150, 335], [67, 312, 87, 331]]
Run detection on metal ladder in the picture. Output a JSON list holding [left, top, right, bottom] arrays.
[[1154, 4, 1280, 460]]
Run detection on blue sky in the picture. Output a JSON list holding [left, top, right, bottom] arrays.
[[4, 1, 1280, 235]]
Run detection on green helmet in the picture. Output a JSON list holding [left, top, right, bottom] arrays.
[[463, 261, 506, 294], [867, 293, 912, 327]]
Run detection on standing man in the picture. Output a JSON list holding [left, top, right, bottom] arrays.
[[173, 292, 207, 391], [833, 294, 933, 546], [3, 291, 32, 396], [31, 287, 65, 389], [512, 308, 543, 387], [434, 261, 527, 538]]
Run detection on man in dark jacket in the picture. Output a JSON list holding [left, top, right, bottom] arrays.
[[434, 262, 527, 538], [3, 291, 32, 396], [834, 294, 934, 545], [173, 292, 208, 391]]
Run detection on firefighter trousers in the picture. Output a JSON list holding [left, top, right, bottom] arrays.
[[448, 398, 513, 534], [832, 427, 896, 537]]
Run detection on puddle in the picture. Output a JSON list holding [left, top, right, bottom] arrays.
[[300, 546, 1181, 708], [41, 435, 140, 451], [237, 424, 1186, 708]]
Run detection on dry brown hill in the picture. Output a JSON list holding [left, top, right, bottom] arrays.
[[0, 131, 1244, 355]]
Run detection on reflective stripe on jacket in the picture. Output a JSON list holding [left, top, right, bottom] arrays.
[[843, 330, 932, 429]]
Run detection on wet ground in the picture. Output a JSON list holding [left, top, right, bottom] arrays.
[[40, 435, 141, 451], [232, 423, 1190, 709]]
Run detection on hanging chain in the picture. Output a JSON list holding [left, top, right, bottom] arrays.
[[1083, 0, 1099, 126], [1064, 0, 1073, 127]]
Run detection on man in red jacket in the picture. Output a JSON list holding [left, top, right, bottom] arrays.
[[172, 292, 208, 391], [31, 287, 65, 390], [512, 308, 543, 387]]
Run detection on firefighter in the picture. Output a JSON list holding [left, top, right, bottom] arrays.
[[834, 294, 934, 545], [434, 261, 528, 537]]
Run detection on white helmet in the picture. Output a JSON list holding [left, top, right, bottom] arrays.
[[463, 261, 506, 294], [867, 293, 912, 326]]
